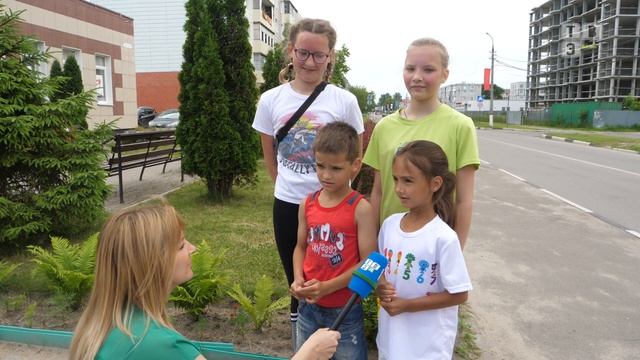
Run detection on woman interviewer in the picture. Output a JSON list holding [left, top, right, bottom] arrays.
[[69, 204, 338, 360]]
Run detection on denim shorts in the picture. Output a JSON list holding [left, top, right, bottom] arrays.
[[296, 300, 368, 360]]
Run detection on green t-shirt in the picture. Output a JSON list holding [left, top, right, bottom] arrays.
[[96, 309, 201, 360], [363, 104, 480, 222]]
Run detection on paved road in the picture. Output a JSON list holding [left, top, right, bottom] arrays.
[[467, 163, 640, 359], [476, 129, 640, 237]]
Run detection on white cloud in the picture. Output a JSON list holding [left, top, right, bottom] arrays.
[[294, 0, 542, 97]]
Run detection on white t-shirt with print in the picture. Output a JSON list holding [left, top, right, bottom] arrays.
[[376, 213, 472, 360], [252, 83, 364, 204]]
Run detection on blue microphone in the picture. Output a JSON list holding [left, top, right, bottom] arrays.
[[330, 252, 388, 331]]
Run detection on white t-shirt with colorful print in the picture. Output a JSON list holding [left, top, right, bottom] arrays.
[[252, 83, 364, 204], [376, 213, 472, 360]]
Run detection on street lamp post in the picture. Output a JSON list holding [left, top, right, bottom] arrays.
[[486, 32, 495, 128]]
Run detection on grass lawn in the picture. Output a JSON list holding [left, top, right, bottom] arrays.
[[546, 132, 640, 152], [163, 166, 287, 296]]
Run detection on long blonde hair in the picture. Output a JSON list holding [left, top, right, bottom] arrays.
[[69, 204, 184, 360]]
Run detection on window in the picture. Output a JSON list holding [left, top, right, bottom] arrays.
[[62, 47, 81, 67], [35, 42, 48, 76], [253, 53, 266, 71], [95, 55, 112, 105], [284, 2, 290, 14]]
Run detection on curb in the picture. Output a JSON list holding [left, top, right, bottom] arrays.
[[541, 134, 640, 154]]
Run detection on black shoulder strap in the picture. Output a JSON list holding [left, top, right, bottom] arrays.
[[275, 82, 327, 143]]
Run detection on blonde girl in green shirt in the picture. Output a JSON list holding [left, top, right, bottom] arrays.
[[363, 38, 480, 248]]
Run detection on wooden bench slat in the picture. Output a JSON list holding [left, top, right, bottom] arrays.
[[111, 138, 177, 152]]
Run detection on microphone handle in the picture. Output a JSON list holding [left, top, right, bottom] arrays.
[[329, 293, 359, 331]]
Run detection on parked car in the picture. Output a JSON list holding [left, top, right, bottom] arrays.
[[137, 106, 156, 127], [148, 109, 179, 128]]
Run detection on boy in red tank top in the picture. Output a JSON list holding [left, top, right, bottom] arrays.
[[290, 122, 377, 360]]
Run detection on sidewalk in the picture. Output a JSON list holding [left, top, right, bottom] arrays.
[[466, 165, 640, 359], [104, 160, 198, 212]]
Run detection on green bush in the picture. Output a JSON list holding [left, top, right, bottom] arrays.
[[27, 234, 97, 310], [170, 241, 228, 319], [361, 294, 378, 345], [1, 7, 112, 247], [0, 260, 19, 288], [227, 275, 289, 332]]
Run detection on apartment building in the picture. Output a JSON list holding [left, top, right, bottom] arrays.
[[510, 81, 528, 101], [528, 0, 640, 108], [439, 83, 483, 107], [91, 0, 301, 112], [7, 0, 138, 128]]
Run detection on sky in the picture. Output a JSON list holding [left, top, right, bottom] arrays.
[[294, 0, 544, 98]]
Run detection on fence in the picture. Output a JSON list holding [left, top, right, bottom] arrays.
[[593, 110, 640, 128]]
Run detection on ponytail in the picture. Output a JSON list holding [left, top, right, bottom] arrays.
[[432, 171, 456, 228]]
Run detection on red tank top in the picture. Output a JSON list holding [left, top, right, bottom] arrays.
[[303, 190, 363, 308]]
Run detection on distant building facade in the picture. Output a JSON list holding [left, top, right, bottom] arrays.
[[91, 0, 301, 112], [510, 81, 528, 101], [7, 0, 137, 128], [439, 82, 483, 108], [528, 0, 640, 108]]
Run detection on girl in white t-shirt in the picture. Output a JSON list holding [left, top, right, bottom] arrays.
[[376, 140, 472, 360], [251, 18, 364, 349]]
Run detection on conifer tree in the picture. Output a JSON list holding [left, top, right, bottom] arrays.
[[177, 0, 237, 199], [61, 56, 84, 97], [62, 56, 88, 128], [0, 6, 112, 247], [49, 59, 63, 101], [260, 42, 285, 93], [213, 0, 259, 185]]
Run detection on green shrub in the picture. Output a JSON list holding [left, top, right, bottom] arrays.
[[0, 7, 112, 247], [227, 275, 289, 332], [0, 260, 19, 287], [27, 234, 97, 310], [170, 241, 228, 319], [361, 294, 378, 345]]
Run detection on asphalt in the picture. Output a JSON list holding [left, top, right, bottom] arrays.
[[466, 163, 640, 359]]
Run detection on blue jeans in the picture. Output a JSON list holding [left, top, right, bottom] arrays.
[[296, 300, 368, 360]]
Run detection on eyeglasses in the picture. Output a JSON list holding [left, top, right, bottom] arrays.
[[293, 48, 330, 64]]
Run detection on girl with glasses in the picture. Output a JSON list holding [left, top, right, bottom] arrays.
[[252, 18, 364, 351]]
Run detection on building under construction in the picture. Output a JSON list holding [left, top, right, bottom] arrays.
[[528, 0, 640, 108]]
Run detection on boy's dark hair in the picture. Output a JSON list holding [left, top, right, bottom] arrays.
[[313, 122, 359, 162], [394, 140, 456, 228]]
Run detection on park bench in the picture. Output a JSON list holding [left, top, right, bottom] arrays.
[[104, 129, 183, 203]]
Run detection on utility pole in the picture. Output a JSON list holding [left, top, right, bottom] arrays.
[[486, 32, 495, 128]]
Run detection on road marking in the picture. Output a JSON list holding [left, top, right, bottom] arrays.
[[626, 230, 640, 239], [480, 159, 490, 165], [499, 169, 526, 182], [483, 138, 640, 178], [541, 189, 593, 213]]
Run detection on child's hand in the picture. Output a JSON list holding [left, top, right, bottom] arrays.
[[376, 277, 396, 303], [297, 279, 324, 303], [290, 278, 305, 300], [380, 296, 407, 316]]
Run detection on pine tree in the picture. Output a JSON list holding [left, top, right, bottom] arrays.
[[0, 6, 112, 247], [177, 0, 237, 199]]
